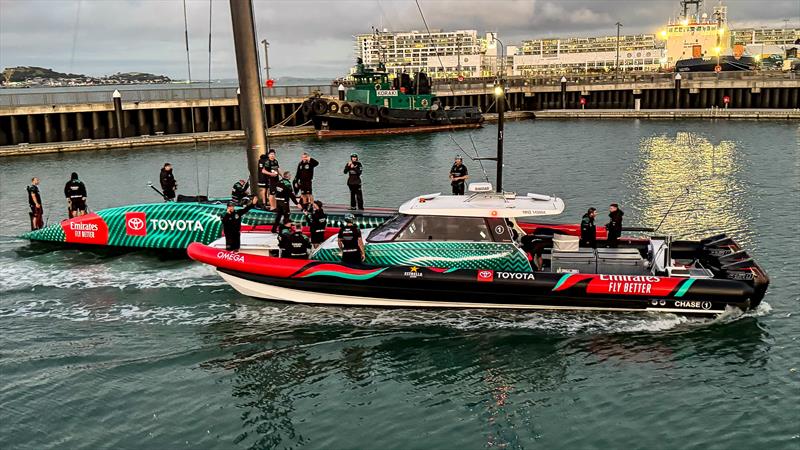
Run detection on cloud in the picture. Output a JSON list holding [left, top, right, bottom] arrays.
[[0, 0, 797, 79]]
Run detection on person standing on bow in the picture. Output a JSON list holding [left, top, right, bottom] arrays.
[[222, 196, 258, 251], [606, 203, 624, 248], [64, 172, 87, 218], [26, 177, 43, 230], [265, 149, 281, 211], [272, 171, 299, 233], [580, 207, 597, 249], [449, 155, 469, 195], [294, 152, 319, 209], [343, 153, 364, 210], [159, 163, 177, 201], [338, 213, 365, 264]]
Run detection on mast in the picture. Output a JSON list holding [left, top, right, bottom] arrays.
[[229, 0, 267, 193]]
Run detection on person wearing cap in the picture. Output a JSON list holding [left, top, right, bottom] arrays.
[[306, 200, 327, 248], [580, 207, 598, 249], [283, 223, 312, 259], [222, 196, 258, 251], [338, 213, 365, 264], [231, 179, 250, 206], [159, 163, 177, 201], [343, 153, 364, 210], [294, 152, 319, 209], [605, 203, 624, 248], [64, 172, 88, 218], [265, 149, 281, 210], [449, 155, 469, 195], [272, 171, 299, 233]]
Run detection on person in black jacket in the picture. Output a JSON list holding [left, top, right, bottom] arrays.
[[222, 196, 257, 251], [231, 179, 250, 205], [283, 223, 312, 259], [257, 154, 268, 208], [305, 200, 327, 248], [580, 207, 597, 248], [272, 171, 299, 233], [159, 163, 177, 201], [606, 203, 624, 248], [338, 213, 365, 264], [343, 153, 364, 210], [64, 172, 87, 218], [449, 156, 469, 195], [295, 152, 319, 209], [264, 149, 281, 210], [27, 177, 43, 230]]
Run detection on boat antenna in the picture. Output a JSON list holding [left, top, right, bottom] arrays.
[[182, 0, 202, 196], [412, 0, 490, 185], [229, 0, 270, 192], [654, 187, 691, 232]]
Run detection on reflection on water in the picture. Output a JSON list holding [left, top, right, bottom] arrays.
[[632, 131, 753, 243]]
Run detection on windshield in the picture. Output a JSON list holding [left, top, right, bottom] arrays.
[[367, 215, 413, 243]]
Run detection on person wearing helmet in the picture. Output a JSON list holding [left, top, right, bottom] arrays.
[[338, 213, 364, 264], [343, 153, 364, 210], [284, 223, 312, 259], [222, 196, 258, 251], [449, 155, 469, 195], [64, 172, 88, 218]]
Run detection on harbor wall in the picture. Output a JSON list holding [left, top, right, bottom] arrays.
[[0, 74, 797, 146]]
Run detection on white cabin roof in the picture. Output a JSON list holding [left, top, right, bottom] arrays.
[[398, 192, 565, 218]]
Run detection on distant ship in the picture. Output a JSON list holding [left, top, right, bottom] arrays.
[[675, 55, 756, 72], [303, 58, 483, 133]]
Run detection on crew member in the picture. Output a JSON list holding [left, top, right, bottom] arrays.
[[606, 203, 624, 248], [449, 155, 469, 195], [338, 213, 365, 264], [284, 223, 312, 259], [272, 171, 299, 233], [294, 152, 319, 209], [265, 149, 281, 211], [159, 163, 177, 201], [231, 179, 250, 205], [580, 207, 597, 248], [257, 154, 269, 208], [306, 200, 327, 248], [343, 153, 364, 210], [26, 177, 43, 230], [64, 172, 87, 218], [222, 196, 258, 251]]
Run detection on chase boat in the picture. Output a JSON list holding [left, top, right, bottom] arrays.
[[188, 183, 769, 316]]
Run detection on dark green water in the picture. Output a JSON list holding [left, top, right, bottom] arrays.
[[1, 120, 798, 449]]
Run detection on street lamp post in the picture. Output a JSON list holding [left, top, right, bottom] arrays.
[[615, 22, 623, 79]]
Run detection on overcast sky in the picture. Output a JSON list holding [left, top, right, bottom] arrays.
[[1, 0, 797, 79]]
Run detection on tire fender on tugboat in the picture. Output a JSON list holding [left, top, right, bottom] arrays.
[[352, 104, 365, 117], [340, 103, 352, 115], [312, 100, 328, 115], [365, 105, 379, 119], [327, 101, 340, 114]]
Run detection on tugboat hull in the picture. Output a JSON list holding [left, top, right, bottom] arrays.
[[305, 98, 483, 131], [675, 55, 756, 72]]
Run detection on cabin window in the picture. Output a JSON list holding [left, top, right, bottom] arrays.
[[367, 215, 413, 242], [395, 216, 493, 242]]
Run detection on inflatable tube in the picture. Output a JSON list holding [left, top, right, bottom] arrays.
[[340, 103, 352, 115], [327, 102, 340, 114], [188, 243, 758, 315], [312, 100, 328, 115], [365, 105, 379, 119]]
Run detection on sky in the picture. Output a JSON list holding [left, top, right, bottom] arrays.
[[1, 0, 797, 79]]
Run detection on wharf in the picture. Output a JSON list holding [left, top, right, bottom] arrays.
[[0, 126, 314, 157], [534, 108, 800, 120]]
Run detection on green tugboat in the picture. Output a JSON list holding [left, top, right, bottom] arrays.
[[303, 58, 483, 136]]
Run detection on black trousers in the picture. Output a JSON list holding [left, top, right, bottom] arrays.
[[348, 184, 364, 210], [452, 182, 465, 195], [606, 231, 620, 248], [163, 188, 176, 201], [226, 235, 241, 251], [272, 202, 291, 232], [341, 249, 362, 264]]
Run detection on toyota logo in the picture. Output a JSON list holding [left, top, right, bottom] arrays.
[[127, 217, 145, 231]]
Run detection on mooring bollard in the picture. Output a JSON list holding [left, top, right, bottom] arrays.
[[112, 90, 124, 138]]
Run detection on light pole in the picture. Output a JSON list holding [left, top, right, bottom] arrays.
[[615, 22, 623, 78], [261, 39, 270, 82]]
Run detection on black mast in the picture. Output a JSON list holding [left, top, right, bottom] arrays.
[[229, 0, 268, 197]]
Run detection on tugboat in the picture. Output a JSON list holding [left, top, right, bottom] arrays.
[[303, 58, 483, 137]]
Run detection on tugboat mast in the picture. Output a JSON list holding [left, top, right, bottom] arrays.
[[229, 0, 268, 195]]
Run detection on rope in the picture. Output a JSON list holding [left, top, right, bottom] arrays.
[[413, 0, 490, 184], [182, 0, 201, 196], [270, 103, 304, 127]]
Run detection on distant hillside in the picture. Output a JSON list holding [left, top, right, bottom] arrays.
[[2, 66, 171, 85]]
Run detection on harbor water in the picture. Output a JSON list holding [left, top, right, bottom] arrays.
[[1, 119, 798, 449]]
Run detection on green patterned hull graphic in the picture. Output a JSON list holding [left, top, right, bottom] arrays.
[[22, 202, 389, 250], [300, 268, 388, 281], [553, 274, 571, 291], [314, 241, 532, 272]]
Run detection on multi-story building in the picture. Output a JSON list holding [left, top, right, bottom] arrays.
[[514, 34, 664, 75], [733, 27, 800, 57]]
